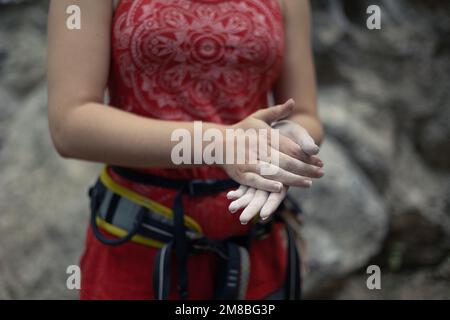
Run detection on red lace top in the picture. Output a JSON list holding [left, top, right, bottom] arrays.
[[80, 0, 288, 300]]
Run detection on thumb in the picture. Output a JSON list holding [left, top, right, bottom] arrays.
[[299, 129, 320, 155], [253, 99, 294, 124]]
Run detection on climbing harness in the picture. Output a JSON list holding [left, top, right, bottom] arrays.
[[88, 166, 303, 300]]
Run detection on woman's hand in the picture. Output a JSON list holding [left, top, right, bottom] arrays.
[[227, 185, 288, 224], [226, 120, 324, 224], [220, 100, 322, 193]]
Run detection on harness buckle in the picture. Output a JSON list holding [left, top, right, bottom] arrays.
[[88, 180, 104, 213], [187, 179, 216, 196]]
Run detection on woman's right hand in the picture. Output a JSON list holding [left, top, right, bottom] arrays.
[[220, 99, 323, 193]]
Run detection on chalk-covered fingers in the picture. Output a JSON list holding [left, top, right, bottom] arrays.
[[273, 120, 320, 156], [222, 162, 283, 193], [240, 171, 283, 192], [275, 130, 323, 169], [228, 187, 256, 213], [239, 189, 270, 225], [227, 185, 248, 200], [259, 187, 288, 220], [277, 152, 324, 179], [296, 125, 320, 156], [257, 161, 313, 188], [222, 153, 315, 193], [265, 133, 322, 178], [224, 154, 319, 192], [227, 184, 289, 224]]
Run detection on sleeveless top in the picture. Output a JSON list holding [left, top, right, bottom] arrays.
[[84, 0, 287, 299], [107, 0, 285, 238]]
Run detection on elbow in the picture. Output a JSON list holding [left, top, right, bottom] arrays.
[[52, 135, 71, 159], [50, 126, 71, 159], [48, 113, 73, 159]]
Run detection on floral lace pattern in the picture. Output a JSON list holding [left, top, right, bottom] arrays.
[[109, 0, 284, 123]]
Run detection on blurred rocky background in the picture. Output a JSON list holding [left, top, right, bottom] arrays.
[[0, 0, 449, 299]]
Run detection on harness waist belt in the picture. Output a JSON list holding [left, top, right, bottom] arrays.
[[89, 166, 261, 299], [88, 166, 302, 300]]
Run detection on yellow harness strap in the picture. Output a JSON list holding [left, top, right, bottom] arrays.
[[94, 167, 203, 249]]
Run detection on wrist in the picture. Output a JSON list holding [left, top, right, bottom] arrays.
[[197, 123, 230, 167]]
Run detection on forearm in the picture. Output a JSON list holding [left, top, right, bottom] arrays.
[[50, 101, 226, 168]]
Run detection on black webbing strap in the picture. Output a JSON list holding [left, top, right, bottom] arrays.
[[110, 166, 239, 195], [110, 166, 239, 300], [214, 242, 243, 299], [152, 237, 249, 300], [89, 166, 302, 300], [172, 187, 189, 299], [284, 223, 302, 300], [88, 175, 251, 300], [89, 180, 147, 246]]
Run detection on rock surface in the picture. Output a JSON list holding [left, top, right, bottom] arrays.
[[0, 84, 99, 299], [0, 0, 448, 299], [290, 138, 388, 297]]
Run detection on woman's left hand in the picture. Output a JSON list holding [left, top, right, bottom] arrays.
[[227, 120, 324, 224], [227, 185, 288, 224]]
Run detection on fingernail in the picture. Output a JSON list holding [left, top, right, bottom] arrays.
[[317, 161, 324, 167], [306, 180, 313, 187], [318, 169, 325, 176], [274, 183, 282, 192], [241, 221, 248, 225]]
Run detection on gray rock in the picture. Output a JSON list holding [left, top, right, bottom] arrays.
[[382, 136, 450, 269], [0, 87, 18, 149], [289, 138, 389, 297], [318, 87, 395, 190], [0, 85, 99, 299], [313, 0, 450, 172], [334, 256, 450, 300], [310, 1, 450, 294], [417, 110, 450, 169], [0, 0, 48, 96]]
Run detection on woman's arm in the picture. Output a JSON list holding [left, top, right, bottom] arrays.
[[274, 0, 324, 145], [48, 0, 224, 168], [47, 0, 317, 192]]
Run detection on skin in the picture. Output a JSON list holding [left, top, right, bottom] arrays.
[[229, 119, 322, 223], [47, 0, 323, 205]]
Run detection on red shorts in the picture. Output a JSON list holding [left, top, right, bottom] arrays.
[[80, 220, 287, 300], [80, 169, 288, 300]]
